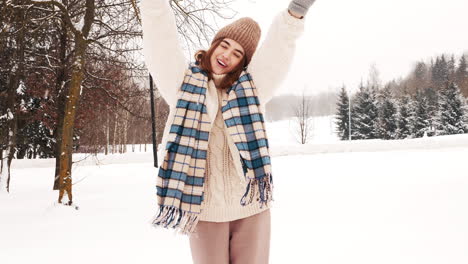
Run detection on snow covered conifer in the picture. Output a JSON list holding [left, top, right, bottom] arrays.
[[335, 85, 350, 140], [410, 89, 430, 138], [423, 87, 439, 136], [395, 92, 412, 139], [435, 82, 468, 135], [368, 85, 380, 139], [377, 85, 397, 139], [351, 83, 378, 140]]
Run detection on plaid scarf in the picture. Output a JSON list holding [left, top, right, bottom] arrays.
[[151, 63, 273, 235]]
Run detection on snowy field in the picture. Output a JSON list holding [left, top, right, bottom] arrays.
[[1, 117, 468, 264]]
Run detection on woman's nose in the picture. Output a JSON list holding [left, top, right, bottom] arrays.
[[221, 52, 230, 61]]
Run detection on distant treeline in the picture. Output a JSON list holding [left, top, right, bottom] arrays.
[[265, 91, 337, 121], [335, 54, 468, 140]]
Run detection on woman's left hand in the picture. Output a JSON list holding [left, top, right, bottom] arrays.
[[288, 9, 304, 19], [288, 0, 317, 18]]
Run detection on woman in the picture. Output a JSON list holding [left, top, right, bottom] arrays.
[[141, 0, 316, 263]]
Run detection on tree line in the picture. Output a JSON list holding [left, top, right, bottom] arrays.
[[335, 54, 468, 140]]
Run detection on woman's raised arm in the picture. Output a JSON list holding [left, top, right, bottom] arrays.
[[249, 0, 316, 105], [141, 0, 188, 105]]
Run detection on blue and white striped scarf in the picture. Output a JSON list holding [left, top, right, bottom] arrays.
[[151, 63, 273, 235]]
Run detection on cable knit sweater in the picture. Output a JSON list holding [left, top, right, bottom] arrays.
[[198, 75, 270, 222], [141, 0, 305, 222]]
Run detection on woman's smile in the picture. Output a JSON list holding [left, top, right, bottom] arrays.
[[210, 38, 244, 74]]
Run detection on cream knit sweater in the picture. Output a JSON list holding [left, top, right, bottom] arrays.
[[198, 76, 270, 222]]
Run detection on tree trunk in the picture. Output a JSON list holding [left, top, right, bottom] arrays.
[[0, 148, 3, 173], [53, 15, 69, 190], [57, 38, 87, 205], [105, 109, 109, 155], [123, 110, 128, 153], [0, 11, 25, 193], [0, 122, 17, 193], [119, 126, 123, 154], [54, 95, 66, 190], [112, 112, 118, 154]]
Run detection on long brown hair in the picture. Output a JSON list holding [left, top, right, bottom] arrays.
[[194, 38, 247, 90]]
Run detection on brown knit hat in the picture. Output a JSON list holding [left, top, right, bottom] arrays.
[[211, 17, 261, 66]]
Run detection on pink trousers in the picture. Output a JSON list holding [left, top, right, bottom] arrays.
[[189, 209, 271, 264]]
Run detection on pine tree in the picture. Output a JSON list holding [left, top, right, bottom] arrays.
[[335, 85, 350, 140], [423, 87, 438, 136], [368, 85, 380, 139], [411, 61, 429, 94], [377, 86, 397, 139], [448, 54, 456, 82], [410, 89, 430, 138], [351, 83, 378, 140], [432, 55, 449, 90], [455, 55, 468, 96], [414, 61, 428, 81], [396, 92, 412, 139], [435, 82, 467, 135]]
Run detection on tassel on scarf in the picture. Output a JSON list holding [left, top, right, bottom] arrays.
[[150, 205, 200, 236], [240, 173, 274, 208]]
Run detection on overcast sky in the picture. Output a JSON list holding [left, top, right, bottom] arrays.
[[227, 0, 468, 96]]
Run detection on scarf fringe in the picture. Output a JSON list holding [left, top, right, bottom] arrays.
[[240, 173, 274, 208], [150, 205, 200, 236]]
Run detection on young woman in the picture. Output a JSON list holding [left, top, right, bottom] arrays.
[[141, 0, 316, 263]]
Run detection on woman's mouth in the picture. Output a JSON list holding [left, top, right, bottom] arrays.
[[217, 59, 227, 68]]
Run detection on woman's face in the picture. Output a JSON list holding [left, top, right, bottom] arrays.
[[210, 38, 245, 75]]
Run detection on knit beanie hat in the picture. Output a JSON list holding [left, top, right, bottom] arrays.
[[211, 17, 261, 66]]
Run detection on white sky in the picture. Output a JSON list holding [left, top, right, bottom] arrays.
[[228, 0, 468, 95]]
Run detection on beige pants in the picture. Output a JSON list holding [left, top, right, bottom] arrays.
[[189, 209, 271, 264]]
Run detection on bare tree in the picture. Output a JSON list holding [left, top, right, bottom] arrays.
[[291, 90, 314, 144], [167, 0, 236, 54]]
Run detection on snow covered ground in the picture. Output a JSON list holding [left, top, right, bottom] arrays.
[[1, 117, 468, 264]]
